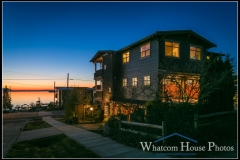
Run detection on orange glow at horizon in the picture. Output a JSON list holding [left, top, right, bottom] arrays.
[[2, 82, 94, 90]]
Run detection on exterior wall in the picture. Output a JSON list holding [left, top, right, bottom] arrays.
[[115, 39, 159, 102], [158, 34, 208, 73]]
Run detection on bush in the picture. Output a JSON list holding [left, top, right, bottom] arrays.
[[104, 116, 120, 136], [94, 109, 104, 122], [130, 108, 145, 123]]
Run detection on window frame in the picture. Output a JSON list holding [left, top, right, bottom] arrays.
[[122, 78, 127, 87], [190, 45, 202, 60], [132, 77, 138, 87], [165, 40, 180, 58], [140, 42, 150, 58], [122, 52, 130, 63], [144, 75, 151, 86], [96, 79, 102, 91]]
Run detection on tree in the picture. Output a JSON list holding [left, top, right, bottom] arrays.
[[64, 88, 81, 123], [2, 85, 12, 111], [198, 53, 236, 114]]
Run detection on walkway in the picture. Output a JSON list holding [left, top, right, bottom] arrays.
[[18, 116, 169, 158]]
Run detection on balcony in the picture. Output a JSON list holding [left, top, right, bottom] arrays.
[[94, 69, 103, 78]]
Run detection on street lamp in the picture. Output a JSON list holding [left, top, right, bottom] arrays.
[[90, 107, 93, 117]]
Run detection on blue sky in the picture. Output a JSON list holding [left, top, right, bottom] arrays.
[[2, 1, 238, 90]]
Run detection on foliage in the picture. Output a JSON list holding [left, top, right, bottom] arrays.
[[130, 108, 145, 123], [94, 109, 104, 122], [2, 85, 13, 111], [23, 118, 52, 131], [198, 54, 236, 114], [145, 98, 170, 125], [4, 134, 101, 158], [64, 88, 81, 123]]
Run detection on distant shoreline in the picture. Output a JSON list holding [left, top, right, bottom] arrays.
[[10, 90, 55, 92]]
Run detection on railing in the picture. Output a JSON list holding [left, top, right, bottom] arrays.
[[194, 110, 235, 130], [94, 69, 103, 78], [119, 120, 166, 139]]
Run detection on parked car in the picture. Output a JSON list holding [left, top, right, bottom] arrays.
[[36, 108, 42, 111]]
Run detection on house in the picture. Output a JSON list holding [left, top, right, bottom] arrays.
[[90, 30, 223, 118], [55, 87, 94, 119]]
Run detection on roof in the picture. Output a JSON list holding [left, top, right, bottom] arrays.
[[117, 30, 217, 52], [90, 50, 115, 62], [207, 51, 225, 56]]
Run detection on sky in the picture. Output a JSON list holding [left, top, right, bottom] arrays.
[[2, 1, 238, 91]]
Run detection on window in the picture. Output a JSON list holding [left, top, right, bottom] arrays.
[[132, 77, 138, 86], [104, 65, 106, 70], [165, 41, 180, 57], [109, 87, 111, 93], [123, 52, 129, 63], [144, 76, 150, 86], [96, 80, 102, 90], [141, 42, 150, 58], [122, 78, 127, 87], [190, 46, 201, 60]]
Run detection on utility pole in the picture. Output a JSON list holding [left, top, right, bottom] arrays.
[[54, 81, 55, 107], [67, 73, 69, 92]]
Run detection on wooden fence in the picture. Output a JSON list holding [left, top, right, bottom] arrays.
[[119, 120, 166, 139], [194, 110, 235, 130]]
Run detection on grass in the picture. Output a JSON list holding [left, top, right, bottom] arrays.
[[4, 134, 101, 158], [4, 116, 101, 158], [23, 117, 52, 131]]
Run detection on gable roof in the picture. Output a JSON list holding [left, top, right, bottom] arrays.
[[117, 30, 217, 52], [90, 50, 115, 62]]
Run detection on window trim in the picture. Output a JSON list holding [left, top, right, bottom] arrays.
[[122, 78, 127, 87], [140, 42, 151, 58], [190, 45, 202, 61], [96, 79, 102, 91], [165, 40, 180, 58], [132, 77, 138, 87], [122, 51, 130, 63], [144, 75, 151, 86]]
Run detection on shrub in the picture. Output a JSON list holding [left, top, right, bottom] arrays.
[[104, 116, 120, 136], [94, 109, 104, 122]]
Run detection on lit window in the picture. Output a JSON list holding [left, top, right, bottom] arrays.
[[122, 78, 127, 87], [144, 76, 150, 86], [132, 77, 138, 86], [165, 41, 179, 57], [187, 79, 193, 85], [96, 80, 102, 90], [123, 52, 129, 63], [190, 46, 201, 60], [141, 43, 150, 58], [109, 87, 111, 93]]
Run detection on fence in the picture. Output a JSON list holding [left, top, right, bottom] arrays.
[[194, 110, 235, 130], [119, 120, 166, 139]]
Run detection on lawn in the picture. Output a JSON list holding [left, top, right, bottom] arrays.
[[23, 117, 52, 131], [4, 116, 101, 158], [4, 134, 101, 158]]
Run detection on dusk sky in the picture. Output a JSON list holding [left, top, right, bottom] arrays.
[[2, 1, 238, 90]]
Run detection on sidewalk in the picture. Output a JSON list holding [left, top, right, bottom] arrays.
[[18, 116, 169, 158]]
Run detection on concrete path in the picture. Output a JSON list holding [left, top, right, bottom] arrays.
[[17, 116, 169, 158]]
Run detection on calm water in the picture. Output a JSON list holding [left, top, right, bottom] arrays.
[[9, 91, 54, 107]]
